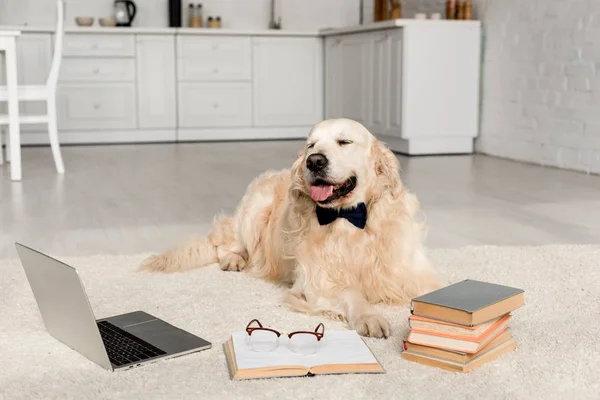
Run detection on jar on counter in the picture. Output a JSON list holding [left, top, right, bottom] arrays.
[[189, 3, 203, 27]]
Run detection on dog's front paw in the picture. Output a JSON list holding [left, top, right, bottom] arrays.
[[353, 314, 391, 339], [220, 252, 247, 272]]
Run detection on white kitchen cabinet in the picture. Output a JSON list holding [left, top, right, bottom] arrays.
[[252, 37, 323, 127], [370, 32, 390, 135], [386, 30, 403, 135], [178, 82, 252, 128], [136, 35, 177, 129], [324, 22, 481, 155], [177, 36, 251, 81], [59, 58, 136, 82], [339, 34, 371, 126], [57, 83, 137, 130], [63, 34, 135, 57], [324, 37, 342, 118]]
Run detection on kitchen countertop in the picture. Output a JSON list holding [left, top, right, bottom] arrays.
[[319, 18, 481, 36], [0, 19, 480, 37], [0, 25, 319, 37]]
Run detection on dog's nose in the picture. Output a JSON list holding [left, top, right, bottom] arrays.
[[306, 153, 329, 172]]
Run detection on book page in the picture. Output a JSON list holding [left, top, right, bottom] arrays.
[[232, 330, 378, 370]]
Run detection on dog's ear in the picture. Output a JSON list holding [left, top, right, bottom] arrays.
[[371, 139, 402, 191], [289, 149, 307, 198]]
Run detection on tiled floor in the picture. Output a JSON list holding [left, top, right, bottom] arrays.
[[1, 141, 599, 259]]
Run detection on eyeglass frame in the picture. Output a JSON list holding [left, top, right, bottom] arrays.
[[245, 319, 325, 342]]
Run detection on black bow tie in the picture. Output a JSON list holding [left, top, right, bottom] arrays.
[[316, 203, 367, 229]]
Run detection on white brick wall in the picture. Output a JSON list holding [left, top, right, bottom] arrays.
[[474, 0, 600, 174]]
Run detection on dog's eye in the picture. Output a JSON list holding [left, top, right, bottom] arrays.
[[307, 143, 315, 149], [338, 140, 352, 146]]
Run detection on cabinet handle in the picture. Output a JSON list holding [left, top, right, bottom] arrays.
[[212, 44, 219, 50], [93, 103, 101, 110], [213, 102, 219, 109], [93, 68, 100, 74], [335, 38, 342, 45], [212, 67, 219, 74], [92, 44, 99, 49]]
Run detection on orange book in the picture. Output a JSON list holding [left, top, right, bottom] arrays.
[[408, 314, 505, 338], [403, 328, 512, 363], [407, 314, 511, 354]]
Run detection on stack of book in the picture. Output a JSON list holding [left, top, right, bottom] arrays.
[[401, 279, 525, 373]]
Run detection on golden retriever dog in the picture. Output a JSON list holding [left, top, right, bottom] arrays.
[[140, 118, 443, 338]]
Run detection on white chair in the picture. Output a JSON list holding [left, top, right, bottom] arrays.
[[0, 0, 65, 178]]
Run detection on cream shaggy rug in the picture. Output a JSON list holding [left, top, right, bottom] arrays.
[[1, 245, 599, 400]]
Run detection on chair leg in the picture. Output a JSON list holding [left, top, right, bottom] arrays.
[[5, 39, 21, 181], [5, 132, 11, 162], [47, 97, 65, 174], [0, 128, 4, 165]]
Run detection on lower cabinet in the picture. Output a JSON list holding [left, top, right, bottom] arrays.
[[252, 37, 323, 127], [57, 83, 137, 130], [325, 24, 481, 155], [178, 82, 252, 128]]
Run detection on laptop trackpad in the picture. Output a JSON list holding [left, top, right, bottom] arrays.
[[105, 311, 157, 327], [124, 318, 211, 354]]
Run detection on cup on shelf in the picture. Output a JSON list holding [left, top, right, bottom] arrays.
[[414, 13, 427, 20], [75, 16, 94, 26], [99, 17, 117, 27], [430, 12, 442, 20]]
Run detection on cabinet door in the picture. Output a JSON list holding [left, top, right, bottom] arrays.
[[16, 34, 53, 132], [252, 37, 323, 127], [325, 36, 343, 119], [57, 83, 137, 130], [370, 32, 390, 135], [339, 34, 371, 126], [136, 35, 177, 129], [387, 30, 403, 136], [178, 82, 252, 128]]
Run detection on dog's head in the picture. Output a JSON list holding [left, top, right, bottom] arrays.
[[291, 118, 402, 208]]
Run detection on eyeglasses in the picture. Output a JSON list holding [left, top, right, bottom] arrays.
[[245, 319, 325, 355]]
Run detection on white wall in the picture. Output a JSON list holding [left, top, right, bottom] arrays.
[[475, 0, 600, 174], [0, 0, 453, 30], [0, 0, 363, 30]]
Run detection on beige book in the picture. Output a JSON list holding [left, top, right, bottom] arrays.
[[224, 330, 384, 380], [403, 328, 512, 363], [406, 316, 511, 354], [401, 338, 517, 373], [408, 314, 504, 337]]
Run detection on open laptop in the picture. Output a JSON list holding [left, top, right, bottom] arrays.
[[15, 242, 212, 371]]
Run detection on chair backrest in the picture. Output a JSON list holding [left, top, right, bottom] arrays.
[[46, 0, 65, 90]]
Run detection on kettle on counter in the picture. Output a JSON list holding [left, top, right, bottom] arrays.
[[113, 0, 137, 27]]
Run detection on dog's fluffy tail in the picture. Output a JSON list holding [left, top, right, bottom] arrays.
[[138, 234, 218, 273]]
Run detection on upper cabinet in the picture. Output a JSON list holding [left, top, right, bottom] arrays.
[[252, 37, 323, 127]]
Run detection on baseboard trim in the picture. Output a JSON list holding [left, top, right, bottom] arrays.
[[177, 126, 310, 141], [19, 129, 177, 145], [377, 134, 474, 155]]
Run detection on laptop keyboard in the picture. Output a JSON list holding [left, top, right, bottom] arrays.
[[97, 321, 167, 366]]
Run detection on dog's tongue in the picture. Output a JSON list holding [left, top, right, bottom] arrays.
[[311, 185, 334, 201]]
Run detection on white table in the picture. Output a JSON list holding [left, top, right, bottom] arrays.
[[0, 30, 21, 181]]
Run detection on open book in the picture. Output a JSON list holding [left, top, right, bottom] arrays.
[[224, 330, 384, 379]]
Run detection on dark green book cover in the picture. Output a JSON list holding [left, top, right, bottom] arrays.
[[411, 279, 524, 313]]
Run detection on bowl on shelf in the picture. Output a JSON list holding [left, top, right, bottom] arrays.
[[99, 17, 117, 27], [75, 16, 94, 27]]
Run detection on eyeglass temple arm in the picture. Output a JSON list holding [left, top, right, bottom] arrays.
[[314, 323, 325, 335], [246, 319, 264, 330]]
